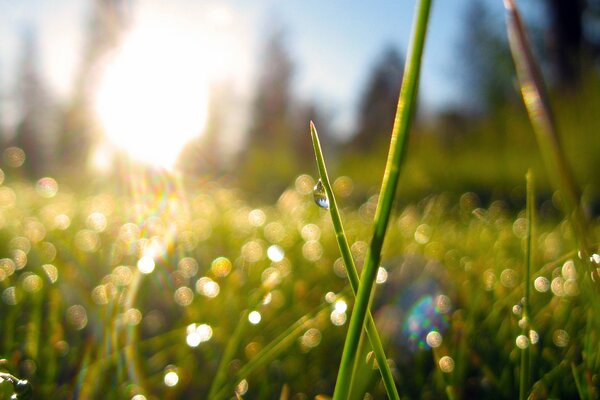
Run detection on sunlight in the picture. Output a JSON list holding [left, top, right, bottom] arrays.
[[96, 23, 212, 170]]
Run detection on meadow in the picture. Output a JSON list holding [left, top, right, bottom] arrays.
[[1, 0, 600, 399]]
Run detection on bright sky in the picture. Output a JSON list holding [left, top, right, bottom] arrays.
[[0, 0, 521, 167]]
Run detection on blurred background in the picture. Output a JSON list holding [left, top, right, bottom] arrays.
[[0, 0, 598, 204], [0, 1, 599, 398]]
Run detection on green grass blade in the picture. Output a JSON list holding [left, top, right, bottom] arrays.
[[310, 122, 400, 400], [332, 1, 432, 399], [208, 309, 250, 400], [212, 289, 350, 399], [519, 170, 534, 400], [503, 0, 593, 258]]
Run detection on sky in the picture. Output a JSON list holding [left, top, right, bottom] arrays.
[[0, 0, 525, 159]]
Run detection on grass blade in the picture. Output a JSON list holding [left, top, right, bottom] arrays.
[[332, 1, 432, 399], [519, 170, 534, 400], [503, 0, 593, 259], [310, 122, 400, 400]]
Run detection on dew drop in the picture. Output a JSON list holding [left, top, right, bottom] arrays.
[[516, 334, 529, 349], [438, 356, 455, 373], [313, 180, 329, 209]]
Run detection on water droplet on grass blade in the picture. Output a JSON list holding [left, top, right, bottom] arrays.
[[313, 179, 329, 209]]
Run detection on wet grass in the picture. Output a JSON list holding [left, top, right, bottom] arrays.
[[0, 1, 599, 399]]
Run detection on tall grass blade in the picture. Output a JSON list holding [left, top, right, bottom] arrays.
[[332, 1, 432, 398], [310, 122, 400, 400], [503, 0, 593, 259], [519, 170, 534, 400]]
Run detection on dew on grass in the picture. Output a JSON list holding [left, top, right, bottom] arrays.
[[333, 257, 347, 278], [124, 308, 142, 326], [295, 174, 315, 195], [0, 258, 16, 277], [186, 323, 212, 347], [12, 249, 27, 270], [267, 244, 285, 262], [426, 331, 442, 348], [174, 287, 194, 306], [534, 276, 550, 292], [92, 285, 109, 305], [235, 379, 248, 395], [334, 300, 347, 313], [2, 286, 18, 305], [0, 187, 16, 208], [553, 329, 570, 347], [301, 328, 322, 350], [438, 356, 454, 373], [333, 176, 353, 198], [562, 260, 577, 280], [564, 279, 579, 296], [302, 240, 323, 261], [414, 224, 432, 244], [264, 222, 285, 243], [36, 177, 59, 198], [435, 295, 452, 314], [248, 209, 266, 227], [529, 330, 539, 344], [376, 267, 388, 284], [163, 367, 179, 387], [516, 334, 529, 349], [112, 265, 132, 286], [131, 395, 147, 400], [137, 256, 155, 274], [67, 305, 88, 330], [261, 267, 282, 288], [87, 212, 107, 232], [241, 240, 264, 263], [42, 264, 58, 283], [54, 214, 71, 230], [74, 229, 100, 252], [330, 310, 347, 326], [500, 268, 518, 288], [22, 273, 43, 293], [196, 277, 220, 298], [248, 310, 261, 325], [551, 277, 565, 297], [4, 147, 25, 168], [211, 257, 231, 277], [313, 179, 329, 209], [512, 304, 522, 316], [325, 292, 336, 303]]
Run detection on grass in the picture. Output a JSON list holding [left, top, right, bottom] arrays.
[[0, 1, 598, 399]]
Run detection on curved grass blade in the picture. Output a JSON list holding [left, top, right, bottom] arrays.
[[503, 0, 593, 259], [310, 122, 400, 400], [332, 1, 432, 399]]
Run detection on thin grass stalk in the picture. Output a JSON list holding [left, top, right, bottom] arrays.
[[207, 309, 250, 400], [332, 1, 432, 399], [213, 290, 350, 400], [310, 122, 400, 400], [503, 0, 592, 258], [519, 170, 534, 400]]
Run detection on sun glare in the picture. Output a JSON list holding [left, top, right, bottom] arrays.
[[96, 23, 211, 170]]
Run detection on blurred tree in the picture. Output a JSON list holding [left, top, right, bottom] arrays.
[[236, 27, 299, 196], [352, 46, 404, 151], [177, 83, 232, 180], [459, 1, 516, 113], [13, 28, 53, 178], [56, 0, 131, 179], [544, 0, 600, 86], [246, 27, 295, 149]]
